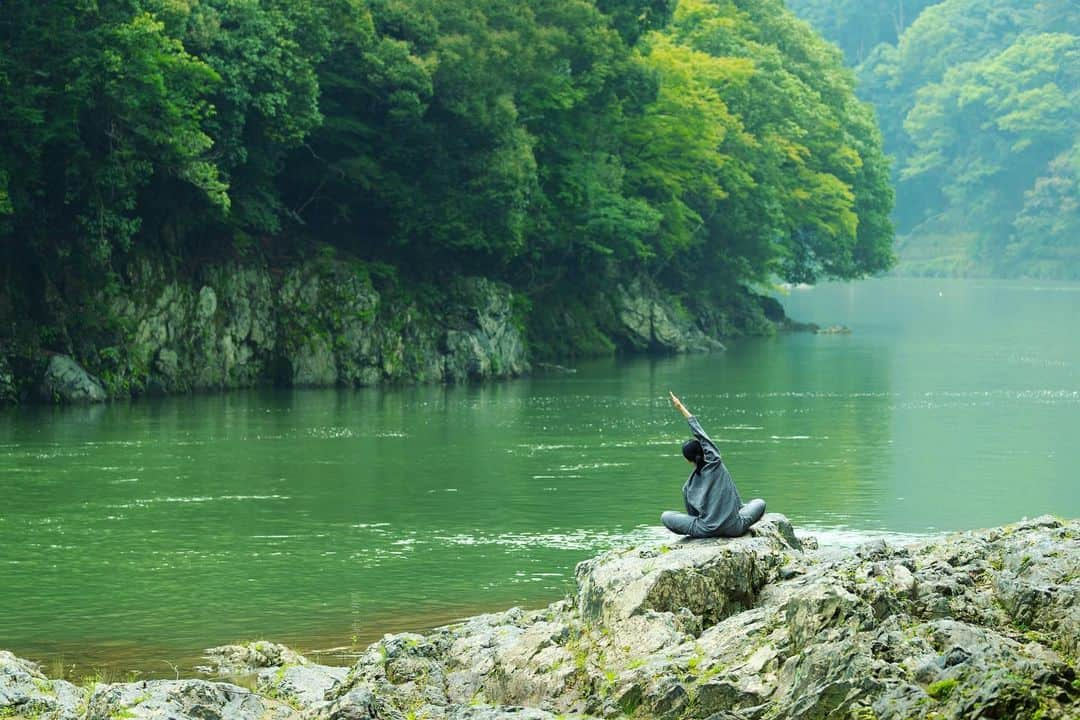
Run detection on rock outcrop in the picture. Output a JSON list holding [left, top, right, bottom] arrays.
[[3, 514, 1076, 719], [0, 250, 795, 404], [0, 651, 85, 720], [38, 354, 107, 403], [8, 255, 532, 403], [118, 259, 531, 395], [614, 279, 723, 354], [201, 641, 310, 675], [87, 679, 299, 720]]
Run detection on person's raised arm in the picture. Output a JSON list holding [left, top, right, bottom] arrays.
[[669, 390, 692, 419], [669, 391, 722, 463]]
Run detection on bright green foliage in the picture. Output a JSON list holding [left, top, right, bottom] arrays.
[[791, 0, 1080, 279], [644, 0, 894, 286]]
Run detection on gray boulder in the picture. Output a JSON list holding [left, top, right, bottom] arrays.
[[992, 516, 1080, 656], [201, 640, 348, 713], [575, 513, 801, 627], [201, 641, 309, 675], [0, 651, 86, 720], [320, 682, 408, 720], [86, 678, 299, 720], [39, 354, 106, 403], [257, 663, 349, 712]]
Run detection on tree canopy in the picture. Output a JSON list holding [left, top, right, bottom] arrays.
[[0, 0, 895, 359]]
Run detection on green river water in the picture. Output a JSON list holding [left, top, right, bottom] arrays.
[[1, 278, 1078, 675]]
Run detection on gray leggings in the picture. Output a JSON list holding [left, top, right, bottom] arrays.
[[661, 498, 766, 539]]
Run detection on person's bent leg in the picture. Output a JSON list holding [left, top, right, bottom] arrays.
[[716, 499, 767, 538], [661, 511, 696, 536], [739, 498, 766, 530]]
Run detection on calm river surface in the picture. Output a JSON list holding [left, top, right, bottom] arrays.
[[1, 278, 1078, 674]]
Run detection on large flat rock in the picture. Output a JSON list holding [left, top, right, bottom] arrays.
[[575, 513, 802, 627]]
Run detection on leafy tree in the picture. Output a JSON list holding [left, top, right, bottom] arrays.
[[643, 0, 893, 286], [152, 0, 339, 235]]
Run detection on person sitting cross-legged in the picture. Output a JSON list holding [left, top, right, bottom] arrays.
[[661, 391, 766, 539]]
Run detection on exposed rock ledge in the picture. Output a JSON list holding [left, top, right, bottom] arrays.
[[2, 514, 1077, 719]]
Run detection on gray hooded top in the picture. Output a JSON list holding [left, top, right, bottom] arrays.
[[682, 415, 743, 536]]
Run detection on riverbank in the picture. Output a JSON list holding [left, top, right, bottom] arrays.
[[3, 514, 1076, 719]]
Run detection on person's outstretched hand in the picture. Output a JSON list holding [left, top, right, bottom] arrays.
[[669, 391, 691, 419]]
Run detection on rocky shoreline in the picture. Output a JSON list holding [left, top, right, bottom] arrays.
[[2, 514, 1076, 719], [0, 253, 750, 405]]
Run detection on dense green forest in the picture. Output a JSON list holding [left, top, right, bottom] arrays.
[[0, 0, 893, 395], [788, 0, 1080, 278]]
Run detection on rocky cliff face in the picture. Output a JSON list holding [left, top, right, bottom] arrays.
[[2, 252, 762, 404], [119, 259, 530, 393], [9, 255, 532, 403], [2, 515, 1077, 719]]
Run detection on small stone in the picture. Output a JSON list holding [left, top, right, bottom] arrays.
[[39, 354, 107, 403], [890, 564, 916, 594], [779, 564, 807, 580]]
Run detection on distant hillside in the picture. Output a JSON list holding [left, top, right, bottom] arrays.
[[789, 0, 1080, 279]]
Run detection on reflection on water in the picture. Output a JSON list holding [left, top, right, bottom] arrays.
[[0, 278, 1077, 674]]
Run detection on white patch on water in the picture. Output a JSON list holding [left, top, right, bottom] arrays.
[[517, 443, 578, 451], [108, 494, 290, 509], [433, 525, 665, 552], [555, 462, 630, 471], [798, 526, 934, 550], [308, 426, 360, 439]]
